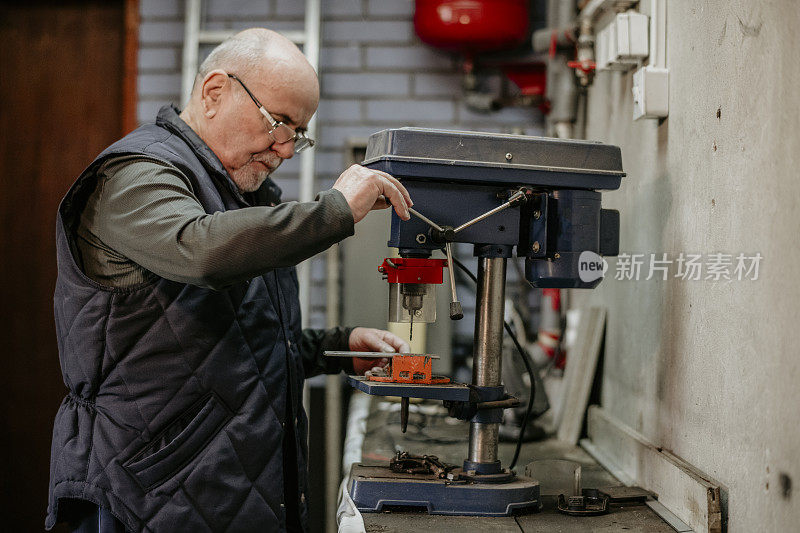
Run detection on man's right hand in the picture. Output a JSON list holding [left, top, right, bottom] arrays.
[[332, 164, 412, 224]]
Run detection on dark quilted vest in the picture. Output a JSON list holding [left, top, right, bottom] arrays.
[[48, 106, 312, 532]]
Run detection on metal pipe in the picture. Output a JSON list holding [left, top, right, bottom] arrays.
[[324, 244, 342, 533], [468, 423, 500, 464], [467, 257, 507, 465], [544, 0, 579, 129], [293, 0, 325, 529], [650, 0, 667, 69], [180, 0, 201, 106], [579, 0, 636, 22], [297, 0, 321, 330], [532, 27, 577, 54]]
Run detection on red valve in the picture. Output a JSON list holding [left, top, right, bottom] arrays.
[[567, 59, 596, 75]]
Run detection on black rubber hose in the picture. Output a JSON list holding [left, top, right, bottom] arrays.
[[449, 255, 537, 472]]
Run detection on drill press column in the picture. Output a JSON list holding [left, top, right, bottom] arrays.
[[467, 257, 507, 468]]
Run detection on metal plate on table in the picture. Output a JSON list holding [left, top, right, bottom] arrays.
[[324, 351, 439, 359], [347, 375, 470, 401], [597, 485, 655, 502]]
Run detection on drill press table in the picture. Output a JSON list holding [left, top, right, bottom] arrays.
[[344, 394, 679, 532]]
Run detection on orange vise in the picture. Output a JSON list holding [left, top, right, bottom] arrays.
[[367, 354, 450, 385]]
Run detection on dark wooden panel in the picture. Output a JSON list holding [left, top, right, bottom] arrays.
[[0, 2, 127, 530]]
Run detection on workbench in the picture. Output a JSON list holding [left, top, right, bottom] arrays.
[[342, 394, 680, 532]]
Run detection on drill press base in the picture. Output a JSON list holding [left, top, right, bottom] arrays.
[[348, 464, 540, 517]]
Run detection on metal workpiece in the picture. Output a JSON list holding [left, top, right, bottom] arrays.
[[323, 351, 440, 359], [467, 257, 507, 467]]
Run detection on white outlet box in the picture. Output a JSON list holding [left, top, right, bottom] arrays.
[[596, 11, 649, 71], [632, 66, 669, 120]]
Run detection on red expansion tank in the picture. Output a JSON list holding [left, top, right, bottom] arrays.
[[414, 0, 530, 54]]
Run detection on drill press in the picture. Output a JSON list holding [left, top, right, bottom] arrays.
[[341, 127, 624, 516]]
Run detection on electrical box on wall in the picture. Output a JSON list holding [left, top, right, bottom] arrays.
[[596, 12, 649, 71], [632, 66, 669, 119], [631, 0, 668, 120]]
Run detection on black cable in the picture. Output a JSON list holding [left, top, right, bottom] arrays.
[[504, 320, 536, 471], [449, 255, 537, 472]]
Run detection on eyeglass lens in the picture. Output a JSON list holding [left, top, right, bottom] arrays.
[[270, 123, 295, 144]]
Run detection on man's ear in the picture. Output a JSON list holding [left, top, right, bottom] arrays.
[[200, 70, 229, 118]]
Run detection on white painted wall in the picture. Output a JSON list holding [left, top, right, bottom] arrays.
[[572, 1, 800, 530]]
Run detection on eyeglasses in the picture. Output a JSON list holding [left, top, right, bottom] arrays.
[[227, 73, 315, 153]]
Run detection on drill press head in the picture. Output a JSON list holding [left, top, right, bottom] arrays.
[[364, 127, 625, 289]]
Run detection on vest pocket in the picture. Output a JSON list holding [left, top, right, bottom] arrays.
[[123, 393, 232, 491]]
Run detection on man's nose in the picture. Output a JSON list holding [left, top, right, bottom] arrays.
[[272, 139, 295, 159]]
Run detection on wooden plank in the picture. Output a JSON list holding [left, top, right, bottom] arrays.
[[556, 307, 607, 445], [584, 406, 723, 533], [516, 501, 678, 533]]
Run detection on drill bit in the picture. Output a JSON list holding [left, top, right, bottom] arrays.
[[409, 313, 413, 341]]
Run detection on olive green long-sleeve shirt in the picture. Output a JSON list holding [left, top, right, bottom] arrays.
[[75, 155, 355, 290]]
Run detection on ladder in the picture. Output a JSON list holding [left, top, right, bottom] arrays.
[[180, 0, 322, 330]]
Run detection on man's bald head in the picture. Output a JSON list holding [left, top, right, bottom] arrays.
[[193, 28, 318, 99], [181, 28, 320, 193]]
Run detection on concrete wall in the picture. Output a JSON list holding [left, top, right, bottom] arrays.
[[572, 1, 800, 530], [138, 0, 543, 329]]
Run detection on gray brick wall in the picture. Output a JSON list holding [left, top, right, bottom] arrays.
[[137, 0, 544, 329]]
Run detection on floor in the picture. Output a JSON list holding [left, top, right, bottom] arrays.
[[353, 397, 676, 532]]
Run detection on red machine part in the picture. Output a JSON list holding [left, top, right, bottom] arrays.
[[414, 0, 529, 54], [539, 288, 565, 369], [368, 355, 450, 385], [501, 64, 547, 97], [378, 257, 448, 285]]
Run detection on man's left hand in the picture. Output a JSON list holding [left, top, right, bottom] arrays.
[[349, 327, 410, 375]]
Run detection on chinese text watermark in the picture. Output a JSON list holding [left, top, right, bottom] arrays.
[[610, 252, 762, 281]]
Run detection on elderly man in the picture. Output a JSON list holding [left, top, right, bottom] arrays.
[[47, 29, 412, 533]]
